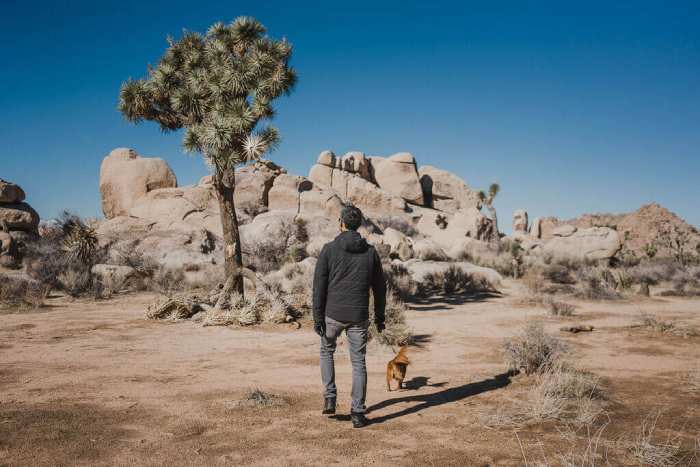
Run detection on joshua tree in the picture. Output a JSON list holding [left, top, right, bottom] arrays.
[[118, 17, 297, 297], [478, 183, 500, 242]]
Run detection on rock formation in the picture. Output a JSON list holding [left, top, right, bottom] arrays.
[[418, 166, 481, 213], [512, 209, 528, 233], [99, 148, 178, 219], [538, 203, 700, 258], [542, 226, 622, 261], [372, 153, 424, 205], [0, 179, 39, 267]]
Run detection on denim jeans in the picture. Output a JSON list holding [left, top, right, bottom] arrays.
[[320, 316, 369, 413]]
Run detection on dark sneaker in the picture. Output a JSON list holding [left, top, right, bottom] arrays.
[[351, 412, 368, 428], [322, 398, 336, 415]]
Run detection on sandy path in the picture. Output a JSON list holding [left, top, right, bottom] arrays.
[[1, 284, 699, 466]]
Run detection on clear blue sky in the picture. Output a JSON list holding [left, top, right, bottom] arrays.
[[1, 0, 698, 230]]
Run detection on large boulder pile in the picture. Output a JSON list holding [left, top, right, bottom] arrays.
[[0, 179, 39, 267], [506, 209, 621, 261]]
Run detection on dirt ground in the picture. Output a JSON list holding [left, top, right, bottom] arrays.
[[1, 280, 699, 466]]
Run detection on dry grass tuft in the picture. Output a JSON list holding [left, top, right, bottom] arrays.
[[370, 289, 412, 346], [634, 312, 698, 338], [547, 299, 576, 317], [417, 265, 494, 297], [630, 413, 683, 467], [228, 388, 286, 409], [0, 274, 49, 309], [503, 322, 568, 375]]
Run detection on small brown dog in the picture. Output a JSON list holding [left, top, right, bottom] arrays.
[[386, 346, 409, 391]]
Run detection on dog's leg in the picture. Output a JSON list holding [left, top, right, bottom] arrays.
[[397, 377, 403, 390]]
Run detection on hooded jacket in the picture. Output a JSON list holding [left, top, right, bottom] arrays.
[[312, 230, 386, 325]]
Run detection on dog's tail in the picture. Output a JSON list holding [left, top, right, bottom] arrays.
[[393, 345, 409, 365]]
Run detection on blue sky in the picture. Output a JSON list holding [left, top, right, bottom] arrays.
[[1, 1, 698, 230]]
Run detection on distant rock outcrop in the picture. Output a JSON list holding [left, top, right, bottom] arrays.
[[100, 148, 178, 219], [0, 179, 39, 268], [539, 203, 699, 258], [418, 166, 481, 213]]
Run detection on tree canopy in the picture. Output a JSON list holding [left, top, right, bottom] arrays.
[[118, 17, 297, 175]]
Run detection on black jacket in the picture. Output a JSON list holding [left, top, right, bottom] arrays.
[[313, 231, 386, 325]]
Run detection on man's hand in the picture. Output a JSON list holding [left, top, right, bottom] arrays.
[[375, 321, 385, 333], [314, 321, 325, 337]]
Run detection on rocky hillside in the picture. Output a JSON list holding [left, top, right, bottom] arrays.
[[540, 203, 700, 258]]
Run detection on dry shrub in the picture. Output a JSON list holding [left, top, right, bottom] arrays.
[[384, 262, 413, 299], [574, 267, 623, 300], [530, 363, 603, 422], [547, 299, 576, 317], [543, 263, 577, 285], [229, 388, 286, 408], [689, 362, 700, 392], [0, 274, 49, 309], [635, 312, 698, 338], [376, 216, 418, 237], [417, 265, 493, 297], [503, 322, 568, 375], [523, 269, 546, 295], [625, 260, 680, 285], [370, 290, 411, 346], [657, 266, 700, 297], [630, 413, 683, 467]]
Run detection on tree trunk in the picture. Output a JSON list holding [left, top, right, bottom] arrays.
[[214, 168, 245, 297], [487, 205, 500, 242]]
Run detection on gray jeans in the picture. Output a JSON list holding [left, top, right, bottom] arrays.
[[320, 316, 369, 413]]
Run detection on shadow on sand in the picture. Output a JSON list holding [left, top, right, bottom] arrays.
[[406, 291, 503, 312], [364, 371, 514, 425]]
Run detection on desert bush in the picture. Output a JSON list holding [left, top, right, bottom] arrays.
[[376, 216, 418, 237], [547, 299, 576, 316], [630, 413, 683, 467], [24, 212, 104, 297], [416, 265, 494, 297], [574, 267, 623, 300], [634, 312, 698, 338], [503, 322, 568, 375], [528, 363, 603, 423], [543, 263, 577, 285], [625, 260, 682, 286], [370, 289, 411, 347], [383, 262, 413, 299], [231, 388, 286, 408], [523, 269, 546, 295], [0, 274, 49, 308]]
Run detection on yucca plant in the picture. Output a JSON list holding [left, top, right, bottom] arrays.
[[478, 183, 501, 242], [118, 17, 297, 298]]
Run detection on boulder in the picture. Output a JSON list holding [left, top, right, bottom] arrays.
[[268, 174, 311, 212], [381, 227, 414, 261], [129, 185, 222, 236], [416, 206, 495, 250], [418, 166, 480, 212], [512, 209, 528, 233], [530, 217, 543, 239], [552, 225, 577, 237], [412, 238, 448, 261], [346, 176, 407, 216], [373, 153, 424, 205], [0, 202, 39, 233], [0, 179, 25, 203], [543, 227, 622, 261], [233, 161, 282, 211], [99, 147, 178, 219], [338, 151, 372, 181], [308, 163, 334, 187]]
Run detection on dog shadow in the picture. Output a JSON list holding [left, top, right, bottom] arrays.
[[366, 371, 514, 425], [401, 376, 447, 390]]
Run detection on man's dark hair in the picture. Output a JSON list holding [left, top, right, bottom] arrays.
[[340, 205, 363, 231]]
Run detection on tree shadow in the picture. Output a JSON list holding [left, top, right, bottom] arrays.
[[366, 371, 514, 425], [401, 376, 448, 390]]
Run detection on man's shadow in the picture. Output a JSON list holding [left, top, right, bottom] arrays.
[[364, 371, 514, 425]]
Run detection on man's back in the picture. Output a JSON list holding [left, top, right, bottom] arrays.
[[313, 230, 386, 324]]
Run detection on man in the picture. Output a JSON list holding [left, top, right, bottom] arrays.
[[313, 205, 386, 428]]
